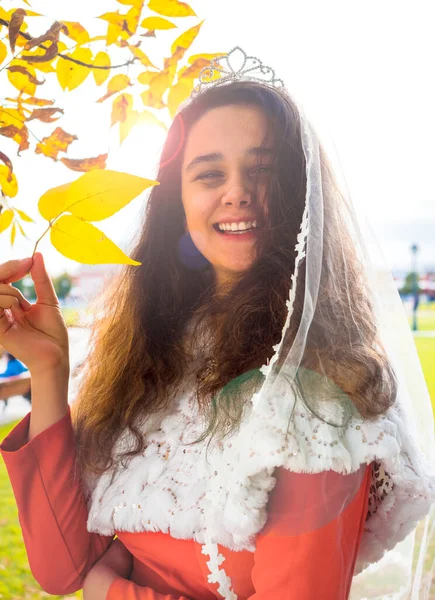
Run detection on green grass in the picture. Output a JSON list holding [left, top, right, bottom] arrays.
[[1, 338, 435, 598]]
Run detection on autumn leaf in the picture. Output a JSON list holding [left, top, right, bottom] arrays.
[[0, 125, 29, 154], [0, 40, 7, 65], [97, 74, 132, 103], [140, 16, 176, 30], [128, 46, 156, 68], [56, 48, 93, 91], [26, 107, 64, 123], [0, 151, 13, 172], [15, 208, 34, 223], [60, 154, 108, 172], [35, 127, 78, 160], [148, 0, 196, 18], [7, 63, 44, 95], [111, 93, 133, 127], [171, 21, 203, 59], [50, 214, 141, 265], [139, 71, 173, 109], [182, 54, 223, 79], [8, 9, 26, 53], [92, 51, 111, 85], [19, 97, 55, 107], [16, 221, 28, 238], [0, 165, 18, 197], [116, 0, 144, 6], [22, 41, 59, 63], [167, 77, 193, 118], [24, 21, 67, 50], [38, 170, 158, 222], [61, 21, 90, 44], [99, 6, 142, 45], [10, 222, 16, 245], [0, 209, 14, 234]]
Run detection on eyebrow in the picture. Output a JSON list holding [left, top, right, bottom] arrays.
[[184, 146, 274, 172]]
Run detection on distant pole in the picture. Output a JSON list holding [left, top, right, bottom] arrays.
[[410, 243, 420, 331]]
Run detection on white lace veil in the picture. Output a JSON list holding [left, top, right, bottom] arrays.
[[181, 48, 435, 599]]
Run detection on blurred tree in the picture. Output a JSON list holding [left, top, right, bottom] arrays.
[[53, 272, 72, 299]]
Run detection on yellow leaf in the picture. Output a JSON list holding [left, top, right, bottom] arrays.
[[0, 166, 18, 197], [148, 0, 196, 18], [19, 97, 55, 106], [62, 21, 90, 44], [0, 209, 14, 233], [15, 208, 34, 222], [111, 93, 133, 127], [171, 21, 203, 58], [66, 170, 158, 221], [17, 221, 27, 237], [56, 48, 92, 91], [7, 61, 39, 95], [39, 170, 159, 223], [117, 0, 144, 5], [140, 16, 176, 30], [25, 46, 56, 73], [100, 6, 142, 45], [129, 46, 156, 68], [60, 154, 108, 172], [92, 51, 111, 85], [10, 222, 16, 245], [50, 214, 141, 265], [38, 182, 71, 220], [35, 127, 77, 160], [0, 40, 7, 65], [182, 54, 223, 79], [120, 109, 138, 144], [167, 77, 193, 118], [97, 74, 131, 102], [140, 71, 173, 109]]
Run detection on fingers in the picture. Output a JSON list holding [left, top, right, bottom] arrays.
[[28, 252, 59, 306], [0, 257, 33, 285], [0, 284, 32, 311], [0, 296, 25, 333]]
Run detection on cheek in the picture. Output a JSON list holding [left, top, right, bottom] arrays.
[[183, 188, 216, 229]]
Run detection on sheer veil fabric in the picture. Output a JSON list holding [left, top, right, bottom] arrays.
[[85, 49, 435, 599]]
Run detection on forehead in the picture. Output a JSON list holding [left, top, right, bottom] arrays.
[[183, 104, 271, 161]]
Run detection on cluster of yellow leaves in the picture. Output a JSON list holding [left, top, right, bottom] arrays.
[[0, 0, 224, 265], [37, 170, 158, 264]]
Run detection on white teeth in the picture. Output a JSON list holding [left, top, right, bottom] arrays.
[[217, 221, 259, 232]]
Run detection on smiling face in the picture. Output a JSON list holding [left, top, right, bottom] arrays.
[[181, 104, 274, 288]]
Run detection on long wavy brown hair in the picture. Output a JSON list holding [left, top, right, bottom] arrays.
[[71, 81, 397, 477]]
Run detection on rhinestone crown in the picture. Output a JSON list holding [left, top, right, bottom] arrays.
[[191, 46, 286, 97]]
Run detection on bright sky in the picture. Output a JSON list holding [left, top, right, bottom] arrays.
[[1, 0, 435, 275]]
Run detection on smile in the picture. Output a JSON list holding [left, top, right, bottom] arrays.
[[213, 220, 259, 234]]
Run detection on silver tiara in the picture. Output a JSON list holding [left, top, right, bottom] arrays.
[[191, 46, 286, 97]]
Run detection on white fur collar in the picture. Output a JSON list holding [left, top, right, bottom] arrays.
[[84, 374, 435, 599]]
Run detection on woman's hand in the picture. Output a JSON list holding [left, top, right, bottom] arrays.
[[83, 538, 133, 600], [0, 254, 69, 374]]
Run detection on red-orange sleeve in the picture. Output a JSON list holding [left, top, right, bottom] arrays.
[[249, 463, 372, 599], [107, 577, 190, 600], [0, 407, 114, 595]]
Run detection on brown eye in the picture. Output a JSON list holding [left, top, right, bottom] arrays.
[[196, 171, 223, 180]]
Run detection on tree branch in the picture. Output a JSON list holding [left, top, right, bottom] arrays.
[[0, 18, 137, 70]]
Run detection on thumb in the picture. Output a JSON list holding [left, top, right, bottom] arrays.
[[29, 252, 59, 305]]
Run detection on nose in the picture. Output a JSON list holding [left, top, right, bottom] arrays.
[[221, 185, 252, 208]]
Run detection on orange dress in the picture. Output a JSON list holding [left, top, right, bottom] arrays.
[[0, 408, 372, 599]]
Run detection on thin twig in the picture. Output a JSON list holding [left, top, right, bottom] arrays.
[[0, 18, 137, 70]]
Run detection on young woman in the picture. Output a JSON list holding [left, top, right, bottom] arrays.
[[1, 49, 434, 600]]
